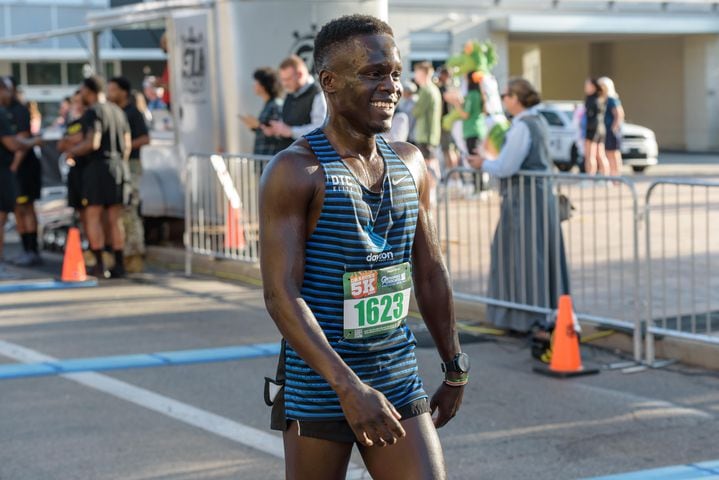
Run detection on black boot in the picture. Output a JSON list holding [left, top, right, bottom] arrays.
[[91, 249, 109, 279], [109, 250, 125, 278]]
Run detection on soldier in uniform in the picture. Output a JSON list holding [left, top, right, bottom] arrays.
[[0, 79, 40, 266], [58, 90, 87, 227], [107, 77, 149, 273], [6, 77, 43, 266], [65, 77, 131, 279]]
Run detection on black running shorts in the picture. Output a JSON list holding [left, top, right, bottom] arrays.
[[15, 154, 42, 205], [271, 395, 430, 444], [67, 164, 84, 210], [0, 165, 17, 213], [81, 158, 124, 207]]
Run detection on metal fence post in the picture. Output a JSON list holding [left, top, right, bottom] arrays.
[[184, 155, 193, 277], [644, 190, 655, 365], [629, 182, 642, 363]]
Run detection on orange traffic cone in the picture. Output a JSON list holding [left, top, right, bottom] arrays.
[[61, 227, 87, 282], [533, 295, 599, 378], [224, 201, 246, 250]]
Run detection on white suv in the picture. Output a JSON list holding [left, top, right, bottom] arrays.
[[535, 102, 659, 173]]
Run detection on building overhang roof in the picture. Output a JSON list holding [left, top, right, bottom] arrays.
[[0, 49, 167, 62], [0, 0, 214, 47], [493, 12, 719, 34]]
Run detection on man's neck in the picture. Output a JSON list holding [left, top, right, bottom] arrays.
[[323, 116, 377, 161], [117, 98, 129, 109]]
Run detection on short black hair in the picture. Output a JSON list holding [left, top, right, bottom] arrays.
[[313, 14, 393, 71], [82, 76, 103, 94], [253, 67, 281, 99], [109, 76, 132, 95]]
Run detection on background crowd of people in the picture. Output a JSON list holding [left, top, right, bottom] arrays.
[[243, 56, 627, 202], [0, 73, 164, 278], [581, 76, 625, 177]]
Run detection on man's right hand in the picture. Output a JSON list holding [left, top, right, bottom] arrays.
[[338, 383, 406, 447]]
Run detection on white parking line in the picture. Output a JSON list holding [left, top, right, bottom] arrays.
[[0, 339, 370, 480]]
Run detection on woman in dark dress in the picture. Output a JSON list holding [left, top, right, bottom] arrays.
[[583, 78, 608, 175], [468, 78, 570, 332], [240, 67, 285, 156]]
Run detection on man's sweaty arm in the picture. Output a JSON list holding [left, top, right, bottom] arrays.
[[259, 148, 406, 447], [394, 142, 465, 428]]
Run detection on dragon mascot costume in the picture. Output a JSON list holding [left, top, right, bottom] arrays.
[[444, 40, 510, 158]]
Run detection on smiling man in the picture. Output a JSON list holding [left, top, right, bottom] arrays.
[[260, 14, 468, 480]]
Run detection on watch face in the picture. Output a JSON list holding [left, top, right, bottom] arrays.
[[457, 353, 471, 373]]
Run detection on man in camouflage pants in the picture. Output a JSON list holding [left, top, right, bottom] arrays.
[[107, 77, 149, 272]]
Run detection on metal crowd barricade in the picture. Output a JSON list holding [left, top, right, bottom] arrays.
[[184, 153, 271, 275], [644, 179, 719, 364], [181, 152, 719, 366], [439, 168, 643, 361]]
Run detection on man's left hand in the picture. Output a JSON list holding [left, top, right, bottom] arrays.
[[269, 120, 292, 138], [430, 382, 465, 428]]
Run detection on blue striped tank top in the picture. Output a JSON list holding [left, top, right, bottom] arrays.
[[282, 128, 427, 421]]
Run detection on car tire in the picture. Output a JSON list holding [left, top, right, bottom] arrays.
[[556, 162, 573, 172], [632, 166, 647, 174], [571, 143, 585, 173]]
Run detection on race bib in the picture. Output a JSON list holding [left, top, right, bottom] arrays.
[[342, 262, 412, 339]]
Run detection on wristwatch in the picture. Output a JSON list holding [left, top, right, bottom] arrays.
[[441, 352, 471, 374]]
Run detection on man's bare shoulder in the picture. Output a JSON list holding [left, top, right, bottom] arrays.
[[387, 140, 425, 171], [262, 138, 322, 190]]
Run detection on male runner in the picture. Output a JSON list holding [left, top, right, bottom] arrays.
[[260, 15, 468, 480]]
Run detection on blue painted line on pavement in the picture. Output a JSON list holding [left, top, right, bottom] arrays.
[[584, 460, 719, 480], [0, 362, 60, 379], [0, 279, 98, 293], [0, 342, 281, 380]]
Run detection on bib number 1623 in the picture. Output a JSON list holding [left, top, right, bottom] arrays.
[[354, 292, 404, 327]]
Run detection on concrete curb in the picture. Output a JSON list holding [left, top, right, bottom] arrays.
[[146, 246, 719, 371]]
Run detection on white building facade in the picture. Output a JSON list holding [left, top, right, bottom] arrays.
[[389, 0, 719, 151]]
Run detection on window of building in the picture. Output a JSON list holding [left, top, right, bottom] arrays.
[[67, 63, 88, 85], [105, 62, 116, 78], [409, 31, 451, 63], [26, 63, 62, 85], [67, 62, 117, 85], [11, 63, 22, 83]]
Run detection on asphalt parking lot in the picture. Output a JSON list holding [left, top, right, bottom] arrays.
[[1, 267, 719, 480]]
